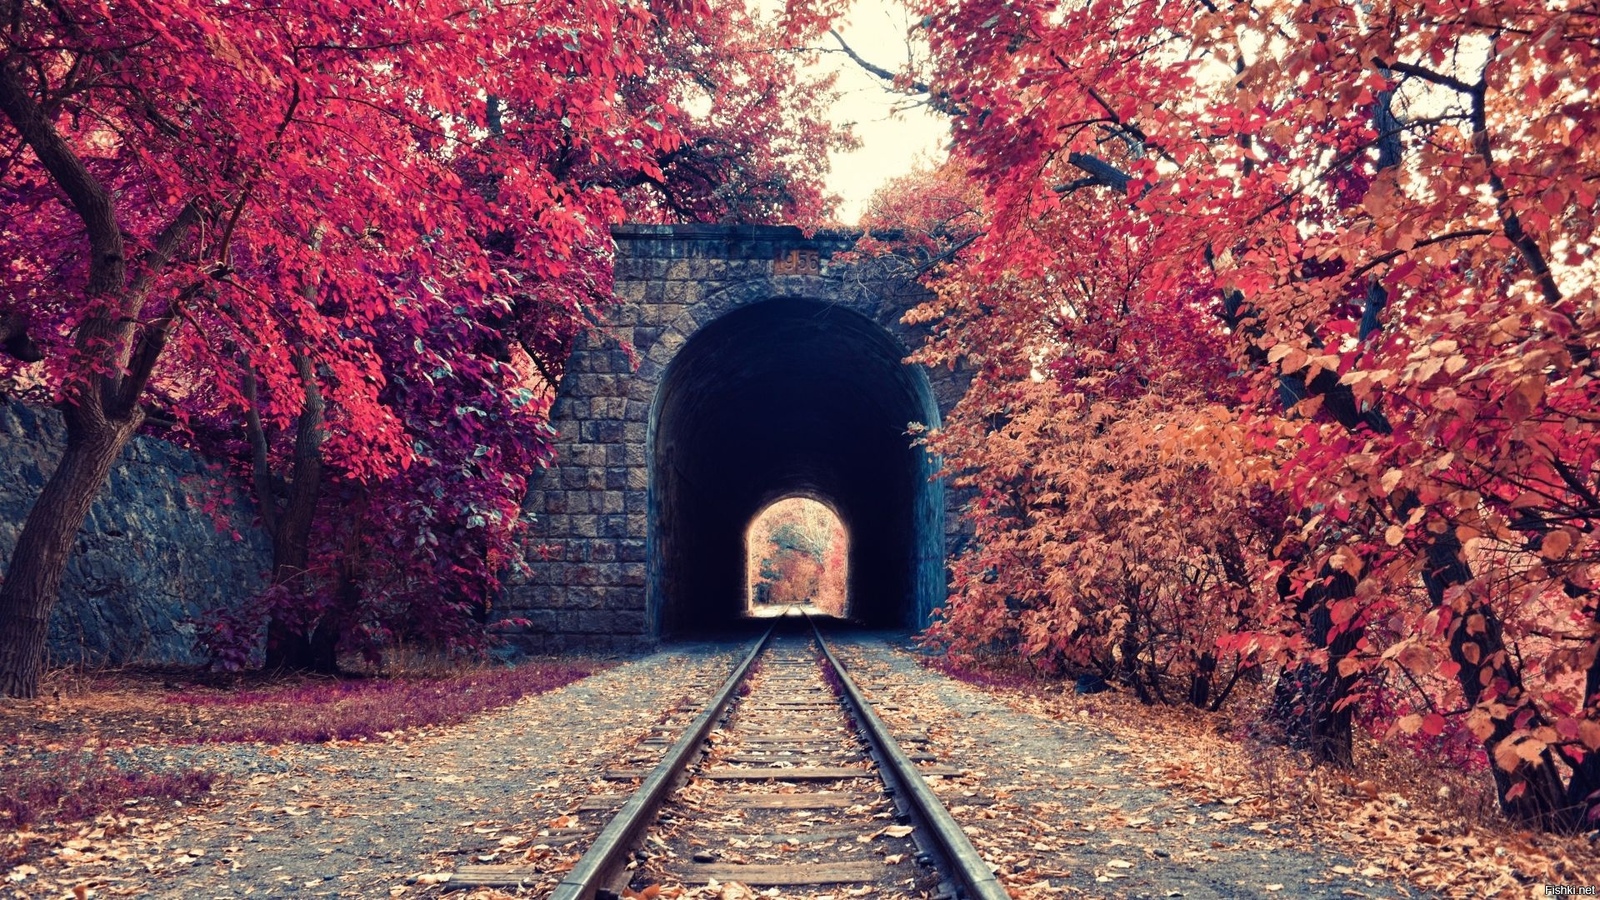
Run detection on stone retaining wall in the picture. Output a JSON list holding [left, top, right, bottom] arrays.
[[0, 402, 270, 667]]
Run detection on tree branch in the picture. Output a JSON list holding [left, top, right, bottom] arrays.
[[241, 358, 280, 539], [0, 53, 124, 301], [1058, 151, 1132, 194], [826, 29, 959, 115]]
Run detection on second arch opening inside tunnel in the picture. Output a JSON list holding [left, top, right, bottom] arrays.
[[744, 495, 850, 620], [647, 297, 944, 636]]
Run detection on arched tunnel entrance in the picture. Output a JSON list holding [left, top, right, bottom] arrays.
[[648, 297, 943, 635]]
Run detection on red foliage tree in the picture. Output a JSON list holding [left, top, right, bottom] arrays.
[[880, 0, 1599, 830], [0, 0, 846, 693]]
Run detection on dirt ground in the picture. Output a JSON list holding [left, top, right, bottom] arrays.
[[830, 634, 1599, 898], [3, 635, 1596, 899]]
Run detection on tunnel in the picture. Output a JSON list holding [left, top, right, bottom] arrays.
[[647, 297, 944, 635]]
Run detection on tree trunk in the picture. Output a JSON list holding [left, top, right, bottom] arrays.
[[1188, 650, 1215, 709], [0, 407, 142, 697], [0, 58, 197, 698], [1420, 535, 1583, 831], [248, 352, 329, 673]]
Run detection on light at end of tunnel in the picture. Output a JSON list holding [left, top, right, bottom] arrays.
[[744, 496, 849, 619]]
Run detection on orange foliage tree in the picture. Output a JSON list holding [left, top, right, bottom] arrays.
[[863, 0, 1600, 831]]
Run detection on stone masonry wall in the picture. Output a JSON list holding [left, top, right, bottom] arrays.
[[0, 401, 270, 667], [504, 224, 965, 651]]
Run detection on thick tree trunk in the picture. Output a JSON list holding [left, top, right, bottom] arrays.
[[0, 407, 142, 697], [1262, 563, 1359, 766], [1421, 535, 1583, 832], [0, 57, 197, 698], [248, 352, 330, 673], [1188, 650, 1215, 709], [1567, 596, 1600, 823]]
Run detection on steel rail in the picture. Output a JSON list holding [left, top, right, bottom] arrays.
[[809, 618, 1011, 900], [550, 625, 775, 900]]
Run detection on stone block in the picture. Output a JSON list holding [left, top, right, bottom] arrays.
[[627, 467, 648, 490], [665, 260, 691, 280], [599, 515, 629, 538], [690, 258, 727, 280], [690, 302, 723, 327], [619, 539, 648, 562], [576, 374, 611, 395], [577, 610, 612, 634], [604, 587, 642, 611], [518, 582, 560, 608], [624, 491, 647, 513], [522, 610, 558, 634], [600, 492, 625, 514], [724, 258, 762, 278], [592, 397, 628, 419], [607, 609, 648, 634], [572, 514, 599, 538], [622, 563, 646, 587], [615, 278, 646, 301], [569, 443, 605, 467], [641, 302, 683, 325], [665, 281, 699, 305], [611, 254, 641, 279]]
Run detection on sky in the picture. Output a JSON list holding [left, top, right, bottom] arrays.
[[787, 2, 952, 224]]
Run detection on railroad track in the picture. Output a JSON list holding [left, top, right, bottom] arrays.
[[452, 612, 1006, 899]]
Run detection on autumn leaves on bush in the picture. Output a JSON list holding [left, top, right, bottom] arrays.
[[874, 1, 1599, 834]]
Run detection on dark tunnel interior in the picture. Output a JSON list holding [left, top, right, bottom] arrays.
[[648, 298, 943, 635]]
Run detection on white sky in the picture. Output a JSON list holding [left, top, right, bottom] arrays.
[[779, 2, 951, 224]]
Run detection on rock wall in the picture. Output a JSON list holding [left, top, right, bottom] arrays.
[[0, 402, 270, 667], [508, 224, 965, 650]]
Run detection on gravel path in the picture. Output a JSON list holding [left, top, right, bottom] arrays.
[[828, 632, 1428, 899], [12, 643, 745, 899], [13, 632, 1443, 899]]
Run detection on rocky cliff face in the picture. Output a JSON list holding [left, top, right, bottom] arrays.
[[0, 402, 269, 667]]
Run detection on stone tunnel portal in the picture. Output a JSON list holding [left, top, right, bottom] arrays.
[[649, 298, 942, 635]]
